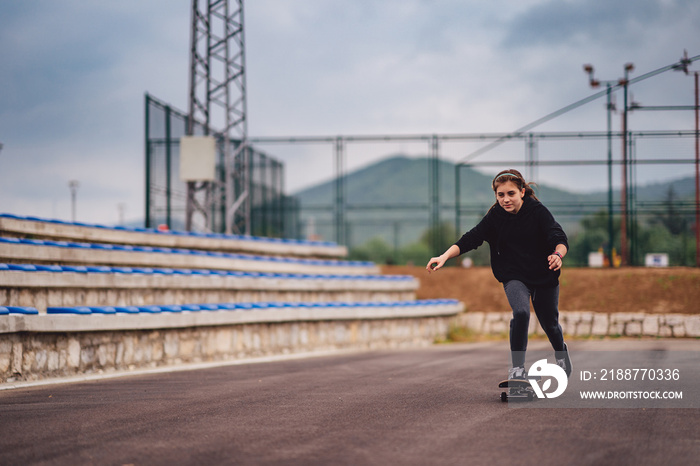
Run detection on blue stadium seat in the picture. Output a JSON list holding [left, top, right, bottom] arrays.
[[114, 306, 140, 314], [7, 264, 37, 271], [89, 306, 118, 314], [137, 306, 163, 314], [180, 304, 202, 311], [65, 242, 91, 249], [6, 306, 39, 315], [35, 265, 64, 272], [111, 267, 134, 274], [1, 232, 368, 268], [62, 266, 89, 273], [47, 306, 92, 315], [197, 303, 221, 311], [217, 303, 238, 310], [86, 266, 113, 273], [0, 262, 416, 288], [159, 305, 183, 313], [89, 243, 115, 250], [0, 299, 457, 317], [234, 303, 255, 310]]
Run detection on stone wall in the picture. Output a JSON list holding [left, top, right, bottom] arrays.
[[0, 317, 451, 384], [457, 311, 700, 338], [0, 303, 462, 384]]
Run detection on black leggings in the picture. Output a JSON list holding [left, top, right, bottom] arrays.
[[503, 280, 566, 367]]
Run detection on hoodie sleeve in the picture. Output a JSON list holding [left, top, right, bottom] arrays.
[[453, 210, 493, 255], [537, 204, 568, 252]]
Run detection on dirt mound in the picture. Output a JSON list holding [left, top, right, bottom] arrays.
[[382, 265, 700, 315]]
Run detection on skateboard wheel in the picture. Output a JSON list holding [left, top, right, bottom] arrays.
[[501, 392, 508, 402]]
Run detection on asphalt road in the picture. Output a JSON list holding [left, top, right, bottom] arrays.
[[1, 339, 699, 465]]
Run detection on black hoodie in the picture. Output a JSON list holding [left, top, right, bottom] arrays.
[[454, 196, 569, 288]]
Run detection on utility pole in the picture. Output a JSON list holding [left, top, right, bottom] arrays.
[[334, 136, 346, 245], [118, 203, 126, 226], [583, 62, 634, 266], [619, 63, 634, 266], [68, 180, 79, 222], [671, 51, 699, 267], [429, 135, 441, 254]]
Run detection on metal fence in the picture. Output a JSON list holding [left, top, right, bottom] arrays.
[[144, 94, 298, 238], [244, 58, 700, 267], [250, 128, 698, 266], [145, 58, 699, 267]]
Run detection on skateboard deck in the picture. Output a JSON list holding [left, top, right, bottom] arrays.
[[498, 378, 536, 402]]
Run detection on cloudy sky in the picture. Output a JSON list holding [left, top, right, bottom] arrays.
[[1, 0, 699, 226]]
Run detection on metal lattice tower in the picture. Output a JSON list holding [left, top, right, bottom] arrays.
[[187, 0, 249, 234]]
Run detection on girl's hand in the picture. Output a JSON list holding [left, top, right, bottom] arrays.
[[426, 256, 446, 273], [548, 253, 563, 271], [426, 245, 460, 273]]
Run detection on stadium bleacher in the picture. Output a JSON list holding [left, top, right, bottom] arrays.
[[0, 213, 346, 259], [0, 213, 463, 384]]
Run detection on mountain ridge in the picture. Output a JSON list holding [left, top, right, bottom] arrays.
[[294, 154, 696, 247]]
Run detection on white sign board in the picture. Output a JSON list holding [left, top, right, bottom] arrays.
[[588, 252, 605, 268], [645, 253, 669, 268], [180, 136, 216, 181]]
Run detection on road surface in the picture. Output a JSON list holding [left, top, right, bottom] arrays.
[[1, 339, 698, 465]]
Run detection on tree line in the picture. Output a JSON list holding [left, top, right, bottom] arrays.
[[349, 187, 697, 267]]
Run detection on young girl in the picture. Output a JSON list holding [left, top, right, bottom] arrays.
[[426, 169, 572, 379]]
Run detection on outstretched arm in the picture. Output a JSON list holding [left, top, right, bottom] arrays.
[[426, 244, 461, 273]]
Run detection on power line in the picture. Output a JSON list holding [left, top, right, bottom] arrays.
[[457, 53, 700, 165]]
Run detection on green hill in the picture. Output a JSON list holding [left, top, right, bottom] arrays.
[[294, 155, 591, 247], [294, 154, 697, 248]]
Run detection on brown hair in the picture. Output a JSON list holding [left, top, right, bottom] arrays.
[[491, 169, 538, 202]]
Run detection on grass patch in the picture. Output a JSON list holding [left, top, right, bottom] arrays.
[[436, 324, 508, 343]]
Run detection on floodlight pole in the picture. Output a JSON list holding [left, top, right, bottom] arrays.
[[618, 64, 634, 266], [187, 0, 249, 234], [583, 65, 619, 267], [604, 83, 614, 266], [695, 71, 699, 267]]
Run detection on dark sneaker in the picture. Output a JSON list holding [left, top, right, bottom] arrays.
[[556, 343, 573, 378]]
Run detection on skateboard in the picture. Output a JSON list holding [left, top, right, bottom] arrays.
[[498, 379, 537, 402]]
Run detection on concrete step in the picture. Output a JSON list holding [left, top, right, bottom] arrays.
[[0, 264, 417, 313], [0, 213, 347, 259], [0, 237, 377, 275], [0, 299, 464, 333]]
